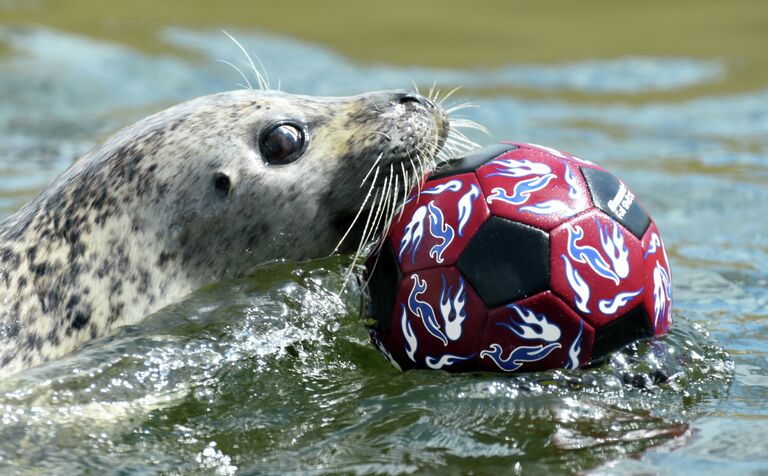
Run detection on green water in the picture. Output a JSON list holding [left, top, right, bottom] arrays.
[[0, 2, 766, 474]]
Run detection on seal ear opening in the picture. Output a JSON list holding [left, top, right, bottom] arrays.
[[212, 171, 232, 198]]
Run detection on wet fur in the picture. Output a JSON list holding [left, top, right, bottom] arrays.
[[0, 89, 455, 376]]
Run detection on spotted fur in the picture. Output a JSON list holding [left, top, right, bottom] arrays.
[[0, 89, 448, 376]]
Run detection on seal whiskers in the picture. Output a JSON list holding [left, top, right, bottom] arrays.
[[0, 88, 454, 377], [336, 98, 485, 293], [222, 30, 270, 91], [217, 59, 255, 91]]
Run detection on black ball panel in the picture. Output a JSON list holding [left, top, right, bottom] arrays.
[[591, 305, 653, 361], [457, 216, 550, 308], [365, 239, 402, 333], [580, 166, 650, 239], [430, 143, 518, 180]]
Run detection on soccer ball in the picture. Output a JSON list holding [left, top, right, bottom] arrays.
[[364, 142, 672, 373]]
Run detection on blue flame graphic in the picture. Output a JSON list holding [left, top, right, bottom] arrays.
[[597, 220, 630, 280], [652, 262, 672, 332], [397, 201, 456, 265], [562, 254, 591, 314], [598, 288, 643, 315], [480, 343, 561, 372], [407, 274, 448, 345], [566, 224, 620, 284], [457, 183, 480, 236], [564, 320, 583, 370], [487, 174, 556, 206], [427, 201, 455, 264], [644, 232, 661, 259], [487, 158, 552, 178], [520, 199, 580, 217], [496, 304, 561, 342], [398, 205, 427, 264], [563, 162, 580, 199], [422, 179, 463, 195], [400, 304, 418, 362], [425, 353, 476, 370], [439, 275, 468, 341]]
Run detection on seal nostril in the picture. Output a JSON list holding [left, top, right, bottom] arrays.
[[398, 93, 428, 107], [212, 171, 231, 198]]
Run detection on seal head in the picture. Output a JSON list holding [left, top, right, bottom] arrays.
[[0, 88, 456, 376]]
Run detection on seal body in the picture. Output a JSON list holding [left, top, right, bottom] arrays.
[[0, 89, 449, 376]]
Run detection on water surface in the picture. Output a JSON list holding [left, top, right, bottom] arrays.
[[0, 10, 766, 475]]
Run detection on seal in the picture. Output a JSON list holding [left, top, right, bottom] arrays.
[[0, 88, 477, 377]]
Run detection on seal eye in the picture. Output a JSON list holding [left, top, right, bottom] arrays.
[[259, 122, 306, 165]]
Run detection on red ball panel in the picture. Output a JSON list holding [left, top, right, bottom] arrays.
[[641, 222, 673, 336], [381, 267, 488, 372], [387, 173, 489, 274], [478, 291, 596, 372], [550, 210, 645, 328], [475, 146, 592, 231]]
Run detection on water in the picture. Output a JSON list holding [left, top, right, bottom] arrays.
[[0, 21, 765, 475]]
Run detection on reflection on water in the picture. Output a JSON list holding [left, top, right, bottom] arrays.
[[0, 262, 734, 474], [0, 26, 766, 474]]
